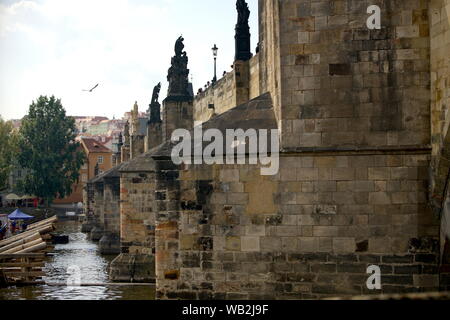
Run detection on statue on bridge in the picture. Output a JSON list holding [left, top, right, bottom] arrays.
[[236, 0, 250, 25], [167, 36, 190, 99], [151, 82, 161, 105], [174, 36, 186, 57], [235, 0, 252, 62], [124, 121, 130, 146], [149, 82, 162, 124], [131, 101, 140, 136]]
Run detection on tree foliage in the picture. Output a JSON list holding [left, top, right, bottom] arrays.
[[0, 117, 18, 190], [17, 96, 85, 204]]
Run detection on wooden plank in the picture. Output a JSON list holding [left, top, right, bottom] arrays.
[[0, 233, 41, 253], [0, 225, 54, 247], [28, 215, 57, 227], [15, 242, 47, 254], [0, 262, 44, 268], [3, 271, 45, 277], [1, 239, 44, 254], [1, 268, 42, 272], [3, 258, 47, 263], [0, 253, 46, 260], [27, 216, 58, 231]]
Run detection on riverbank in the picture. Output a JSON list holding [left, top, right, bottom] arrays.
[[0, 207, 57, 225], [0, 221, 155, 300]]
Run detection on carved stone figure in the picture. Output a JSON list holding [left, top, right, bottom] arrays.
[[151, 82, 161, 105], [149, 82, 162, 124], [131, 102, 140, 135], [167, 36, 190, 98], [235, 0, 252, 62], [124, 121, 130, 146], [175, 36, 185, 57], [236, 0, 250, 25]]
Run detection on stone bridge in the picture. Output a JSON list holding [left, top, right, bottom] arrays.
[[83, 0, 450, 299]]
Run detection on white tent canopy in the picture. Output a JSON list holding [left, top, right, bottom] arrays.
[[4, 194, 35, 200], [5, 193, 20, 201]]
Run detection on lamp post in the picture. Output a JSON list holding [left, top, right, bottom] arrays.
[[212, 44, 218, 83]]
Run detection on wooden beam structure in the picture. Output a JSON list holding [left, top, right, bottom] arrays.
[[0, 217, 59, 287]]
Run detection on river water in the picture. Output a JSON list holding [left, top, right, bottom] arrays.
[[0, 221, 155, 300]]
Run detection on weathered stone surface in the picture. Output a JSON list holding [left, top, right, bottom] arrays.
[[99, 232, 121, 256], [88, 0, 449, 300], [89, 226, 104, 242], [110, 253, 155, 283]]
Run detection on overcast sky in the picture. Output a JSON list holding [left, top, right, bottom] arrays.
[[0, 0, 258, 120]]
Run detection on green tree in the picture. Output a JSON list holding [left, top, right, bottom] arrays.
[[0, 117, 19, 190], [17, 96, 85, 206]]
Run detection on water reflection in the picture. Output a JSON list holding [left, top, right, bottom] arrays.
[[0, 221, 155, 300]]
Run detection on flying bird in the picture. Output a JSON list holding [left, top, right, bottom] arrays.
[[83, 84, 99, 92]]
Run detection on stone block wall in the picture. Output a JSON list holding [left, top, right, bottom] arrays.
[[146, 123, 163, 152], [194, 72, 236, 124], [155, 153, 440, 299], [93, 182, 104, 227], [121, 145, 130, 163], [103, 177, 120, 235], [119, 171, 156, 255], [153, 158, 183, 296], [429, 0, 450, 253], [110, 169, 156, 282], [98, 177, 121, 255], [83, 182, 94, 213], [163, 100, 194, 141], [193, 54, 261, 125], [258, 0, 283, 124], [431, 0, 450, 157], [276, 0, 431, 151], [249, 54, 261, 100], [89, 181, 105, 241], [131, 135, 146, 160], [234, 60, 251, 108], [106, 0, 450, 296]]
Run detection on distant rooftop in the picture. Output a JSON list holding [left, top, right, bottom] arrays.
[[73, 116, 109, 121], [81, 138, 112, 153]]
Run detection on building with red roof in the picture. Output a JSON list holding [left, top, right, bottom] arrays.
[[54, 138, 113, 205]]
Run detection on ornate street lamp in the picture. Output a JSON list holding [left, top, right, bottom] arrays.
[[212, 44, 218, 83]]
